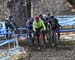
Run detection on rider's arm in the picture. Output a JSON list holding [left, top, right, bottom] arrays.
[[55, 18, 58, 23], [13, 22, 18, 28], [33, 22, 36, 32], [41, 20, 46, 30], [55, 18, 60, 27]]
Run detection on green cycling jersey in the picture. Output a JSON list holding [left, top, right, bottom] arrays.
[[33, 19, 46, 32]]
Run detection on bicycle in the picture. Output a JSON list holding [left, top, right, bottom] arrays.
[[34, 30, 45, 51], [45, 22, 53, 47], [27, 30, 34, 47], [52, 29, 59, 47]]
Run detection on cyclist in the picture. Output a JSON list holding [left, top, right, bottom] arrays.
[[33, 16, 46, 50], [5, 16, 17, 38], [39, 14, 49, 30], [26, 17, 33, 46], [47, 13, 51, 19], [42, 14, 49, 29], [9, 16, 17, 29], [49, 16, 60, 46]]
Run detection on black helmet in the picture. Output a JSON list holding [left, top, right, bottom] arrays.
[[9, 16, 13, 19], [48, 13, 50, 16], [5, 18, 9, 22], [50, 16, 54, 19], [39, 14, 42, 17], [9, 16, 14, 21]]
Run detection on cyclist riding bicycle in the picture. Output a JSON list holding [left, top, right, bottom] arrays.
[[49, 16, 60, 46], [8, 16, 17, 30], [33, 16, 46, 50], [5, 16, 17, 38], [26, 17, 33, 46], [42, 15, 49, 29]]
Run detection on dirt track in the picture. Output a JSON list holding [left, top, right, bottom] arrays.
[[29, 47, 75, 60], [19, 34, 75, 60]]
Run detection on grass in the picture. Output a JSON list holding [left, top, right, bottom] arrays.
[[60, 40, 75, 46]]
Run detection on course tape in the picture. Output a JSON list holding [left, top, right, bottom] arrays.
[[0, 39, 16, 46], [59, 29, 75, 32]]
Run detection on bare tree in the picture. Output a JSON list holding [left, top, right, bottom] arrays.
[[7, 0, 31, 27], [32, 0, 69, 15]]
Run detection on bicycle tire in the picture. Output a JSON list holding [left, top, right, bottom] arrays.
[[39, 33, 44, 46], [47, 24, 53, 44], [53, 31, 59, 47]]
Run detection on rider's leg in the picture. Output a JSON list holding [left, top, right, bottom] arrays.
[[56, 29, 60, 46], [29, 32, 33, 46], [36, 32, 41, 50], [31, 32, 34, 45], [52, 30, 55, 46], [58, 32, 60, 40], [35, 31, 40, 46], [56, 27, 60, 40], [6, 29, 8, 38], [42, 30, 46, 47], [52, 30, 54, 43]]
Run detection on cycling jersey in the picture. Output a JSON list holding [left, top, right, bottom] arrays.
[[26, 20, 33, 30], [33, 19, 46, 32], [49, 18, 60, 30], [51, 20, 56, 28]]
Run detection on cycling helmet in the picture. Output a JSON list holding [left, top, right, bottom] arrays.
[[47, 13, 50, 16], [9, 16, 14, 21], [9, 16, 13, 18], [50, 16, 54, 19], [43, 14, 47, 18], [6, 18, 9, 21], [50, 16, 55, 22], [39, 14, 42, 17], [5, 18, 9, 23], [35, 16, 39, 21]]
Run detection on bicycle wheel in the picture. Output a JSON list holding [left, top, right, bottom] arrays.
[[53, 31, 59, 47], [27, 31, 32, 45], [48, 24, 53, 45], [39, 33, 44, 46]]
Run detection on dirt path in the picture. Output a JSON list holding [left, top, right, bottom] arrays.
[[18, 39, 75, 60], [29, 47, 75, 60]]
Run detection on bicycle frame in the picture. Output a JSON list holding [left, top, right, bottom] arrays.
[[52, 30, 59, 46], [34, 31, 45, 47], [46, 23, 53, 43], [27, 30, 33, 46], [39, 32, 44, 46]]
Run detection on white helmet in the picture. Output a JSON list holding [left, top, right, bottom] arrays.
[[6, 18, 9, 21], [43, 14, 47, 18], [42, 14, 47, 20]]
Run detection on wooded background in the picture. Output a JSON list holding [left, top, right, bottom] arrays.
[[0, 0, 75, 27]]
